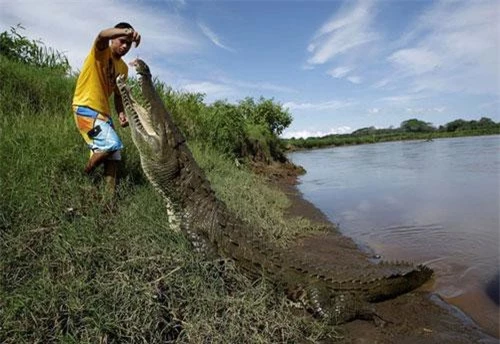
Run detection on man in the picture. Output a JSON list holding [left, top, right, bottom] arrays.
[[72, 22, 141, 195]]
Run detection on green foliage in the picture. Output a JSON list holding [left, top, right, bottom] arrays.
[[444, 119, 467, 132], [444, 117, 498, 132], [0, 56, 74, 115], [244, 122, 274, 162], [0, 24, 70, 74], [199, 100, 247, 156], [239, 97, 292, 136], [400, 118, 435, 132], [168, 91, 206, 139]]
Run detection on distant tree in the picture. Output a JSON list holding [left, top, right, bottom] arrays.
[[400, 118, 435, 132], [478, 117, 496, 127], [352, 126, 377, 135], [445, 117, 499, 132], [445, 119, 468, 132]]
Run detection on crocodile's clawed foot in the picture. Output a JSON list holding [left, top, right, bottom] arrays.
[[358, 308, 393, 328]]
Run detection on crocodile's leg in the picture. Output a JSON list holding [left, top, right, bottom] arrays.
[[287, 284, 388, 325]]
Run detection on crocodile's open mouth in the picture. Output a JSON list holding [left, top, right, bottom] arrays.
[[116, 68, 156, 138]]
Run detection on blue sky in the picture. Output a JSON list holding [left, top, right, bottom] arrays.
[[1, 0, 498, 138]]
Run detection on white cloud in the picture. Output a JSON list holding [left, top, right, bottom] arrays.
[[405, 107, 446, 115], [368, 108, 380, 114], [281, 126, 352, 139], [328, 66, 352, 78], [327, 66, 362, 84], [373, 77, 391, 89], [389, 48, 440, 75], [283, 100, 352, 111], [347, 76, 362, 84], [385, 0, 499, 95], [198, 21, 235, 53], [380, 94, 426, 104], [307, 0, 378, 65]]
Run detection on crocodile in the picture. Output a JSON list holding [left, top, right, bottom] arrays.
[[116, 59, 433, 324]]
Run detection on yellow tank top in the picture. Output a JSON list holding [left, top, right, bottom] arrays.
[[72, 43, 128, 116]]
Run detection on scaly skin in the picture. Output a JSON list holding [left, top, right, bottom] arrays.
[[116, 59, 433, 324]]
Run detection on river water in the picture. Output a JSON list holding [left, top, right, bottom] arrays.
[[288, 135, 500, 337]]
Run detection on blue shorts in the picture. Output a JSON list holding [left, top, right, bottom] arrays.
[[74, 106, 124, 160]]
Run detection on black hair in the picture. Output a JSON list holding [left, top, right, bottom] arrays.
[[114, 22, 134, 30]]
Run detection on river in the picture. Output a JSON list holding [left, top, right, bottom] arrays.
[[287, 135, 499, 337]]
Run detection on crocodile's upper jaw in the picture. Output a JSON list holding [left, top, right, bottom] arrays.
[[116, 63, 167, 160]]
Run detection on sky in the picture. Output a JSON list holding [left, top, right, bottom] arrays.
[[1, 0, 499, 138]]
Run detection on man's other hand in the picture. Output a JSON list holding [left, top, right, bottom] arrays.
[[119, 112, 129, 127]]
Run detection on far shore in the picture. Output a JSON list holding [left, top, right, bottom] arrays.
[[283, 130, 500, 152]]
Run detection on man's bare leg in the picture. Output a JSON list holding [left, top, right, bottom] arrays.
[[84, 151, 111, 174], [103, 159, 118, 196]]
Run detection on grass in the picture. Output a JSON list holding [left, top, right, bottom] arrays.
[[191, 143, 323, 247], [0, 57, 335, 342]]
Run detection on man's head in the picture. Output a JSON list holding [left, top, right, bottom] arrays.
[[110, 22, 135, 58]]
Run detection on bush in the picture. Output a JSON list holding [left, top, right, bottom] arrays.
[[239, 97, 292, 136], [199, 100, 247, 157]]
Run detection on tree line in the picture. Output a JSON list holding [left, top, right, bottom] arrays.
[[284, 117, 500, 150]]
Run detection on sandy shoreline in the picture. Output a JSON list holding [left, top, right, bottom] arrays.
[[262, 162, 498, 343]]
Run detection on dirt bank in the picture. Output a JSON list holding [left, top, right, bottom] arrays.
[[255, 162, 498, 344]]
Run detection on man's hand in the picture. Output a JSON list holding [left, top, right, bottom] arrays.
[[118, 112, 129, 128], [124, 28, 141, 48]]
